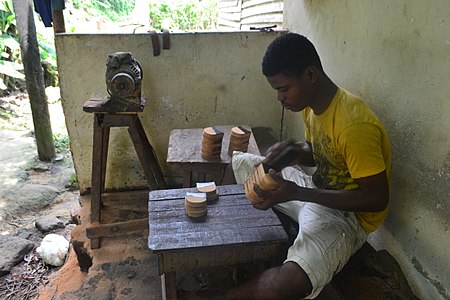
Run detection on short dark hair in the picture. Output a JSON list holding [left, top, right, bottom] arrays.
[[262, 33, 323, 77]]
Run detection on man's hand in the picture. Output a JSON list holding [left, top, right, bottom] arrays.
[[251, 168, 389, 213], [263, 140, 315, 171], [252, 169, 300, 210]]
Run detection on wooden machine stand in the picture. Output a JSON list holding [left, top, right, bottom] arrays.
[[83, 98, 167, 249]]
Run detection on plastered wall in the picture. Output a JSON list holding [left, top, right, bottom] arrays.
[[282, 1, 449, 299], [55, 31, 284, 193]]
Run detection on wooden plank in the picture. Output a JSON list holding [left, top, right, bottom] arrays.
[[149, 209, 283, 233], [162, 272, 177, 300], [90, 114, 105, 250], [149, 227, 287, 250], [150, 226, 287, 252], [102, 190, 149, 202], [128, 115, 167, 189], [148, 186, 287, 252], [218, 19, 241, 29], [102, 113, 133, 127], [149, 204, 280, 223], [159, 243, 280, 273], [86, 219, 148, 238], [219, 12, 242, 21], [148, 184, 246, 201], [101, 207, 147, 224], [102, 200, 147, 211], [91, 114, 107, 222], [150, 195, 265, 214], [241, 3, 284, 19], [217, 184, 246, 194], [52, 8, 66, 33], [241, 14, 283, 25], [100, 125, 110, 192], [220, 6, 242, 13], [181, 168, 191, 187], [149, 192, 252, 212], [242, 0, 282, 9], [219, 0, 241, 9]]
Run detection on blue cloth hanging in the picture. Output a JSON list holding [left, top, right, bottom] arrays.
[[33, 0, 65, 27], [33, 0, 52, 27]]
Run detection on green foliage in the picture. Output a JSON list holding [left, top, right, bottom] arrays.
[[0, 0, 21, 90], [72, 0, 136, 22], [0, 59, 22, 76], [70, 173, 78, 186], [0, 0, 58, 90], [0, 0, 14, 35], [36, 32, 57, 64], [0, 107, 11, 120], [53, 132, 70, 153], [149, 0, 218, 31]]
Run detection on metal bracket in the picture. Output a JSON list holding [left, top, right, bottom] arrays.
[[250, 25, 277, 32]]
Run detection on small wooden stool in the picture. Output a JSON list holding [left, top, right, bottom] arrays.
[[83, 98, 167, 248]]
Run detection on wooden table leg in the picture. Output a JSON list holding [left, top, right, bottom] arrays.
[[90, 114, 109, 249], [127, 115, 167, 189], [181, 168, 191, 187], [162, 272, 177, 300], [212, 166, 227, 185]]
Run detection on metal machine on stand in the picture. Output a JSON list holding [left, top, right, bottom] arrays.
[[83, 52, 166, 249]]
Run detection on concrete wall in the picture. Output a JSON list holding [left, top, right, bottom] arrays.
[[282, 1, 449, 299], [55, 31, 284, 193]]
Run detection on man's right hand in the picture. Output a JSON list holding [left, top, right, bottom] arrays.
[[263, 140, 315, 171]]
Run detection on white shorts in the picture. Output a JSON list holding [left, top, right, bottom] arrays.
[[232, 152, 368, 299]]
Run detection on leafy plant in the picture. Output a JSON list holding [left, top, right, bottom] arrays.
[[70, 172, 78, 187], [0, 107, 11, 120], [0, 0, 22, 90], [0, 0, 14, 35], [36, 32, 57, 63], [53, 132, 70, 153], [149, 0, 218, 31], [0, 0, 59, 91], [72, 0, 136, 22]]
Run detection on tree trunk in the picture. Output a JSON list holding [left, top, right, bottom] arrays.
[[13, 0, 55, 161]]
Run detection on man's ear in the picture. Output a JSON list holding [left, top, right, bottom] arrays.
[[303, 66, 319, 84]]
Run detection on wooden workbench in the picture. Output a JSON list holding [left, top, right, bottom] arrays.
[[148, 184, 287, 300]]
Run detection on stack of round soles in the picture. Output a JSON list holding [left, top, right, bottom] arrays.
[[196, 182, 219, 202], [201, 127, 224, 159], [185, 192, 207, 218], [244, 164, 278, 205], [228, 126, 251, 155]]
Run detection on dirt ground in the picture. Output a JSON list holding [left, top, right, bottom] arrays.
[[0, 87, 78, 231], [0, 88, 78, 297]]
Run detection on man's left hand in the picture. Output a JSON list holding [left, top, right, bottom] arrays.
[[252, 169, 299, 210]]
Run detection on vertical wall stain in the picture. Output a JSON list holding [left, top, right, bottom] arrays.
[[411, 257, 449, 299]]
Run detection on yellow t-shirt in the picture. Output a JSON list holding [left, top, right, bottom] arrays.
[[302, 88, 391, 232]]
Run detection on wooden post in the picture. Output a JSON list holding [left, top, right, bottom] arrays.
[[52, 9, 66, 33], [13, 0, 55, 162]]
